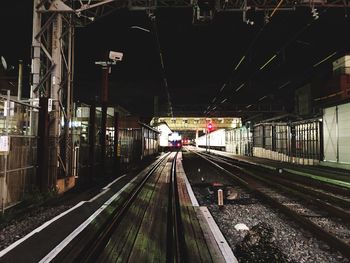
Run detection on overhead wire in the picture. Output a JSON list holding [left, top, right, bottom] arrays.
[[205, 0, 291, 115], [150, 14, 174, 117], [208, 4, 341, 116], [205, 0, 289, 115], [205, 18, 270, 115]]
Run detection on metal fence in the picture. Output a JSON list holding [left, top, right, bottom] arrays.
[[252, 120, 322, 164], [0, 92, 39, 211]]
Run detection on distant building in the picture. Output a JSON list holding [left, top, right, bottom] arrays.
[[295, 55, 350, 117]]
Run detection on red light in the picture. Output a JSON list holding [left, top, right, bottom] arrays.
[[177, 143, 181, 147], [207, 122, 213, 131]]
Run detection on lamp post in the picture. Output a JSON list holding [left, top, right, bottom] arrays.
[[95, 51, 123, 172]]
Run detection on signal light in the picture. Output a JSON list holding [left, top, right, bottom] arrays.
[[207, 122, 213, 132]]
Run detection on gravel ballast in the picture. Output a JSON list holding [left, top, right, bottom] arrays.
[[183, 151, 349, 263]]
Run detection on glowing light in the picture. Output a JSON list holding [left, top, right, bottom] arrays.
[[234, 56, 245, 71], [313, 52, 337, 67], [278, 81, 291, 89], [258, 96, 267, 101], [260, 54, 277, 70], [235, 83, 245, 92], [220, 84, 226, 92]]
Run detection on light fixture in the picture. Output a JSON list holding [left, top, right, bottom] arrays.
[[260, 54, 277, 70], [130, 26, 151, 33], [1, 56, 7, 70], [235, 83, 245, 92], [246, 19, 254, 26], [234, 56, 245, 71], [311, 7, 319, 20], [76, 11, 94, 21]]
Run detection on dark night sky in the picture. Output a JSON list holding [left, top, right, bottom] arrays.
[[1, 2, 350, 118]]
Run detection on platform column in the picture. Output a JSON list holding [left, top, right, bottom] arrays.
[[89, 103, 96, 179], [37, 97, 49, 191], [114, 111, 120, 173]]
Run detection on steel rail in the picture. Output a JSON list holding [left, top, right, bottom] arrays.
[[203, 152, 350, 206], [191, 150, 350, 259], [167, 150, 186, 262], [208, 152, 350, 195], [207, 153, 350, 222], [57, 153, 171, 262]]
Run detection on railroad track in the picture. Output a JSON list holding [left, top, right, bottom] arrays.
[[47, 151, 194, 262], [206, 150, 350, 195], [190, 149, 350, 260], [50, 152, 169, 261], [201, 152, 350, 213]]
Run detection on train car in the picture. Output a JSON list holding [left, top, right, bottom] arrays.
[[196, 129, 226, 151], [168, 132, 182, 150], [153, 122, 172, 151], [182, 137, 191, 146]]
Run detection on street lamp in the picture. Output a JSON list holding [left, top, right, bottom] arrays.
[[94, 51, 123, 170]]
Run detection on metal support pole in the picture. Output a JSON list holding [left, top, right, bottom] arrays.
[[336, 106, 339, 163], [17, 60, 23, 101], [89, 103, 96, 180], [49, 13, 62, 187], [114, 111, 120, 173], [30, 0, 41, 136], [2, 90, 10, 213], [64, 21, 74, 178], [205, 128, 208, 152], [37, 97, 49, 191], [31, 0, 41, 98], [100, 65, 109, 172]]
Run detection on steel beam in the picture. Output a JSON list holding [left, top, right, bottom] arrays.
[[32, 0, 75, 191]]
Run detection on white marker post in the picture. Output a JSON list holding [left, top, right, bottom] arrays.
[[218, 189, 224, 207]]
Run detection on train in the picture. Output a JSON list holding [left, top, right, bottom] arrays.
[[168, 132, 182, 149], [155, 122, 182, 150], [195, 129, 226, 151]]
